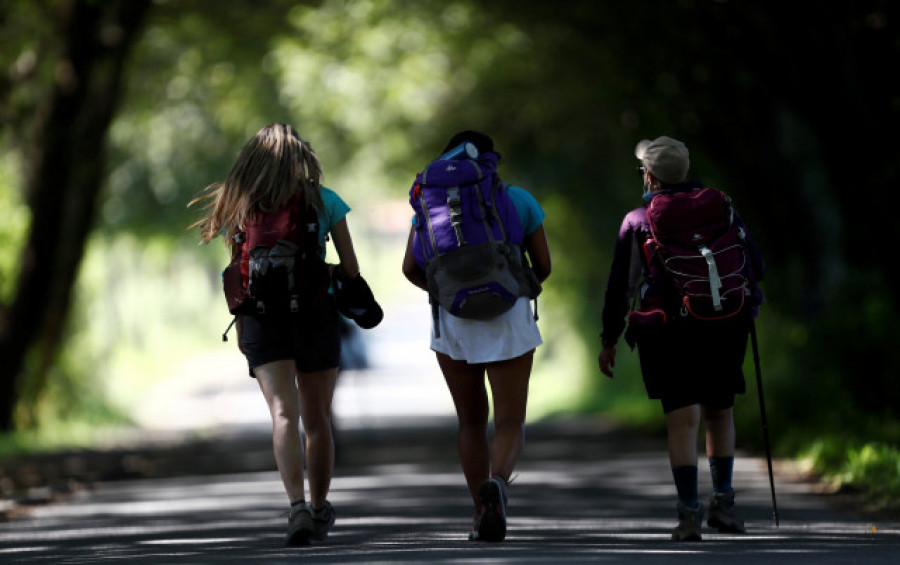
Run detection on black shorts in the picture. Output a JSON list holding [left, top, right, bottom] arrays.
[[659, 388, 736, 414], [633, 315, 749, 413], [238, 296, 341, 377]]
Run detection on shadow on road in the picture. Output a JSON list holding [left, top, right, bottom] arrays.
[[2, 417, 899, 563]]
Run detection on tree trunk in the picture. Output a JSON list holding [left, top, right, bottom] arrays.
[[0, 0, 151, 431]]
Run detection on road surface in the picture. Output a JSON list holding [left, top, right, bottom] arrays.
[[1, 418, 898, 564]]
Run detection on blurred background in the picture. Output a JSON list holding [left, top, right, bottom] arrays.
[[1, 0, 897, 508]]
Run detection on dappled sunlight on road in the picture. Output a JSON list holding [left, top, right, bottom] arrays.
[[4, 451, 898, 563]]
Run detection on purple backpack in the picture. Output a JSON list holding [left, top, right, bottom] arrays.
[[643, 187, 750, 320], [409, 151, 540, 322]]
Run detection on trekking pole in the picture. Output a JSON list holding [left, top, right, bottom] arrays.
[[750, 318, 779, 526]]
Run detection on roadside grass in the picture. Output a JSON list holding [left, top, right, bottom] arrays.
[[801, 438, 900, 514]]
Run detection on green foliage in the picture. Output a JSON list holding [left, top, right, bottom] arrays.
[[69, 234, 228, 417], [0, 148, 29, 303], [2, 2, 899, 516], [0, 1, 66, 135], [104, 1, 300, 233], [803, 439, 900, 512]]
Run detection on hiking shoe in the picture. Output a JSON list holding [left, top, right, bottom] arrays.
[[468, 511, 482, 541], [470, 476, 508, 542], [310, 501, 336, 542], [672, 502, 704, 542], [707, 491, 746, 533], [285, 505, 314, 546]]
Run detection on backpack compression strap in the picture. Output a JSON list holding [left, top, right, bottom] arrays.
[[447, 187, 466, 246], [700, 245, 724, 311]]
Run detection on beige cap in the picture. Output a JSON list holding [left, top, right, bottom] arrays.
[[635, 136, 690, 184]]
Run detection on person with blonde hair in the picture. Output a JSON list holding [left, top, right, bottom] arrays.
[[190, 123, 366, 546]]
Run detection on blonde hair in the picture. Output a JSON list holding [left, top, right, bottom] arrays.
[[189, 123, 324, 244]]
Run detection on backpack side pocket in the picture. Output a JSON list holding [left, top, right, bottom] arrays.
[[624, 307, 667, 349]]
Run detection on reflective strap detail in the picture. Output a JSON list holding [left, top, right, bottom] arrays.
[[700, 245, 724, 311], [447, 187, 466, 246], [418, 192, 438, 261]]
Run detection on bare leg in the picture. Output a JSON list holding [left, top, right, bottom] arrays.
[[665, 404, 701, 468], [256, 360, 306, 504], [297, 367, 339, 509], [702, 406, 736, 458], [485, 350, 533, 482], [437, 352, 489, 510]]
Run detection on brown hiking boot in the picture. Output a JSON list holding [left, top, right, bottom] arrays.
[[672, 502, 704, 541], [707, 491, 746, 533]]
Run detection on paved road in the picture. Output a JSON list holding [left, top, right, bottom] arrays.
[[3, 304, 898, 563], [1, 417, 898, 564]]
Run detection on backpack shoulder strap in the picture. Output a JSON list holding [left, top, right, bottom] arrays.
[[290, 196, 321, 259]]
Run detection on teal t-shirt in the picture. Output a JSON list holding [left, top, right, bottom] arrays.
[[318, 186, 350, 258], [507, 185, 546, 235]]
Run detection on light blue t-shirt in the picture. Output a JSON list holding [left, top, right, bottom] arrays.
[[506, 185, 546, 235], [318, 186, 350, 258]]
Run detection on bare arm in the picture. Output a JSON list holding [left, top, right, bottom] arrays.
[[401, 225, 429, 291], [524, 224, 551, 282], [330, 217, 360, 279]]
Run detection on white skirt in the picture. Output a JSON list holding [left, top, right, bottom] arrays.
[[430, 297, 543, 364]]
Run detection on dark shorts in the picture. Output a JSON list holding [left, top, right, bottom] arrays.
[[633, 315, 749, 414], [659, 388, 736, 414], [238, 296, 341, 377]]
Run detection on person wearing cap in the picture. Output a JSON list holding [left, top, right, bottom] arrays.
[[597, 136, 765, 541], [402, 130, 552, 542]]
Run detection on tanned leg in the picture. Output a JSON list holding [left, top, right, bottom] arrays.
[[297, 367, 339, 509], [256, 360, 306, 504], [484, 350, 533, 482], [437, 352, 490, 510]]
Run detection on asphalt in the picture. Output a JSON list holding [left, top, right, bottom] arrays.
[[2, 304, 899, 563], [1, 416, 899, 564]]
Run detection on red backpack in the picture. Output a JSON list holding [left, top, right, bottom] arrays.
[[642, 187, 750, 321], [221, 198, 330, 316]]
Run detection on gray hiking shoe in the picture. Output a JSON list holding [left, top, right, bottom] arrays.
[[707, 491, 746, 533], [672, 502, 704, 541], [310, 501, 336, 542], [469, 477, 508, 542], [285, 505, 314, 546]]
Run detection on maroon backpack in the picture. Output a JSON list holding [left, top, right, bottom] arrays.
[[642, 187, 750, 320], [221, 198, 330, 316]]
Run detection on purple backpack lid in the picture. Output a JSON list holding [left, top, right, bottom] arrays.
[[418, 152, 499, 187]]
